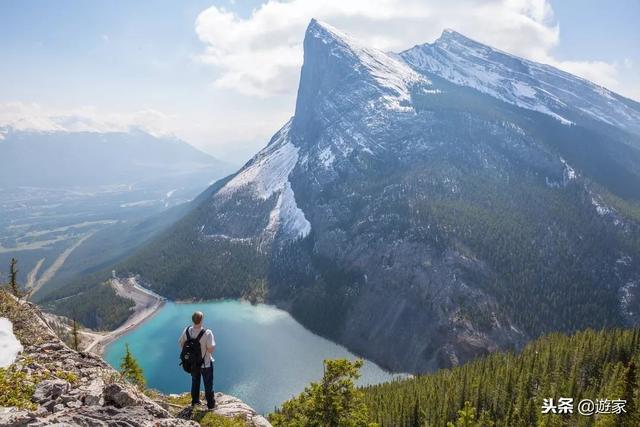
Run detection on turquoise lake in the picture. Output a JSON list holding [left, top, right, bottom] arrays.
[[104, 301, 403, 414]]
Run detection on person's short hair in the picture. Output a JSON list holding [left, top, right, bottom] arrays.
[[192, 311, 204, 325]]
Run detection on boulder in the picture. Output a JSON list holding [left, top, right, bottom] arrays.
[[103, 383, 139, 408], [31, 379, 70, 404], [253, 415, 273, 427], [28, 405, 198, 427], [79, 377, 104, 406], [0, 407, 32, 427], [178, 392, 275, 427]]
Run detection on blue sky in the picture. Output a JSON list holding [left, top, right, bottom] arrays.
[[1, 0, 638, 163]]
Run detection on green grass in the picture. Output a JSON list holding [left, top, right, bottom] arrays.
[[0, 367, 39, 410], [190, 409, 246, 427]]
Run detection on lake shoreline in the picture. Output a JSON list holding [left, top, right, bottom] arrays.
[[96, 288, 407, 379], [102, 300, 407, 414], [84, 276, 166, 357]]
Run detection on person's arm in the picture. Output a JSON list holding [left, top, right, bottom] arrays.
[[178, 328, 186, 349], [206, 330, 215, 356]]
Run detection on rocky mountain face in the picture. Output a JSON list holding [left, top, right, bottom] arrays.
[[0, 292, 271, 427], [110, 20, 640, 374]]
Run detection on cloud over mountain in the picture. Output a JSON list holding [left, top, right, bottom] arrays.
[[194, 0, 628, 98], [0, 102, 176, 139]]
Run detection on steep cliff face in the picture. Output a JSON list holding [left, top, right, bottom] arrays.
[[110, 20, 640, 374], [0, 292, 271, 427]]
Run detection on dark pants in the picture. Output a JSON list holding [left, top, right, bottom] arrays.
[[191, 366, 215, 408]]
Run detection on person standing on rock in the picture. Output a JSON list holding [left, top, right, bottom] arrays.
[[178, 311, 216, 409]]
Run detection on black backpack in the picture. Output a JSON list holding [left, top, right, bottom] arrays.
[[179, 328, 206, 374]]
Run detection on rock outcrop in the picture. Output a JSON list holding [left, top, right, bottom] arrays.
[[0, 293, 271, 427], [175, 394, 271, 427]]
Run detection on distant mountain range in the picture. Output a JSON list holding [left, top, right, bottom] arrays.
[[0, 129, 231, 188], [1, 129, 235, 303], [49, 20, 640, 373]]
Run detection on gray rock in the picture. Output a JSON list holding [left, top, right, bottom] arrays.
[[59, 394, 77, 404], [253, 415, 273, 427], [176, 393, 273, 426], [30, 406, 197, 427], [79, 378, 104, 406], [32, 379, 70, 404], [65, 400, 82, 409], [38, 342, 64, 351], [103, 383, 138, 408], [0, 407, 32, 427], [212, 393, 273, 426], [42, 399, 57, 412], [9, 296, 265, 426], [32, 406, 49, 417]]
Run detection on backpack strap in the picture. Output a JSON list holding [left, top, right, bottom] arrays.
[[196, 329, 207, 366], [185, 327, 191, 340]]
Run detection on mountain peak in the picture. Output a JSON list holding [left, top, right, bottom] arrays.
[[296, 19, 426, 121], [401, 27, 640, 133], [305, 18, 372, 57], [441, 28, 463, 37], [435, 28, 487, 50]]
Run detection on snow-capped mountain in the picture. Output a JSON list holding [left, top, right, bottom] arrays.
[[216, 119, 311, 241], [401, 29, 640, 135], [116, 20, 640, 373]]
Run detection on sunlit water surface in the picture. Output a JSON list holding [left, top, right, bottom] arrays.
[[105, 300, 404, 414]]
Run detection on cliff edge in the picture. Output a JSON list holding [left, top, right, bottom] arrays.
[[0, 291, 271, 427]]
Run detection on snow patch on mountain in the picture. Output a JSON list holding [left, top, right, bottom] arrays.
[[401, 39, 573, 125], [0, 317, 22, 368], [266, 181, 311, 239], [561, 158, 577, 182], [401, 30, 640, 133], [547, 158, 577, 189], [218, 119, 311, 238], [620, 281, 638, 320], [318, 146, 335, 169], [219, 121, 297, 199], [592, 197, 612, 216]]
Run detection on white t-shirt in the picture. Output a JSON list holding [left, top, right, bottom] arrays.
[[178, 325, 216, 368]]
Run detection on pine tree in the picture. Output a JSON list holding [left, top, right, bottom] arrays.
[[71, 318, 80, 351], [362, 328, 640, 427], [270, 359, 371, 427], [9, 258, 20, 297], [621, 361, 639, 427], [447, 402, 478, 427], [120, 343, 145, 388], [411, 399, 423, 427]]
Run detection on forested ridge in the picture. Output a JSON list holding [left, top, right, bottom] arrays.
[[362, 328, 640, 426]]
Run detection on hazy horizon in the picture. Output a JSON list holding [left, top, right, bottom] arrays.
[[1, 0, 639, 165]]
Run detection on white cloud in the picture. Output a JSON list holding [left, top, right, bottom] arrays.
[[623, 58, 633, 70], [0, 101, 285, 164], [549, 60, 619, 89], [0, 102, 176, 138], [194, 0, 629, 98]]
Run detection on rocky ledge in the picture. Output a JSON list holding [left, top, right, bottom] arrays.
[[0, 292, 271, 426]]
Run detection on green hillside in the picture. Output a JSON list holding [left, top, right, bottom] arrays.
[[362, 328, 640, 426]]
